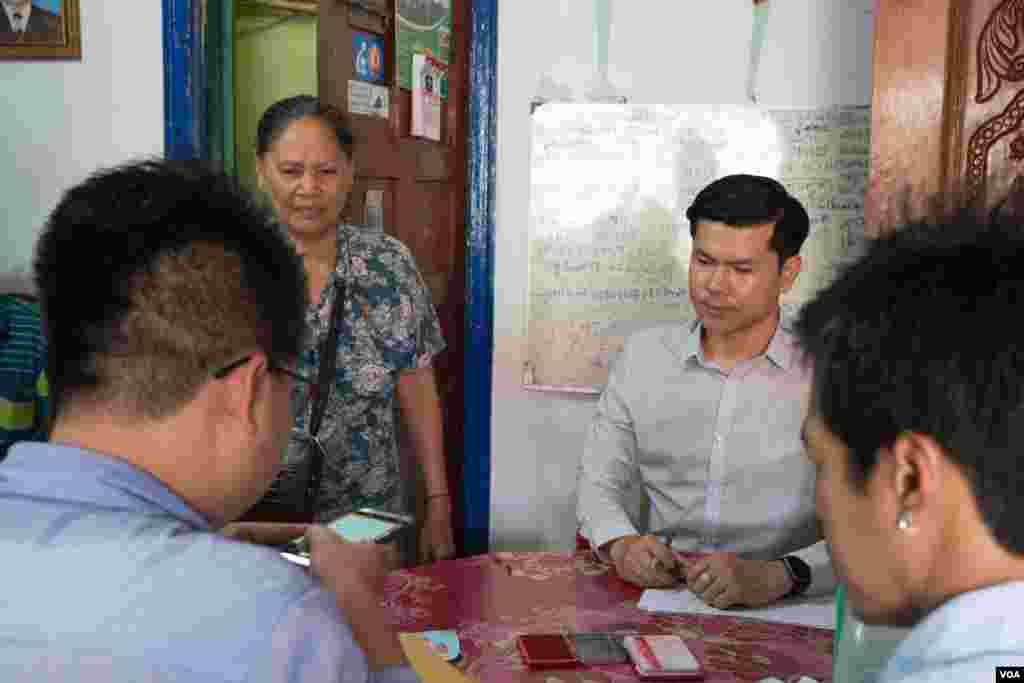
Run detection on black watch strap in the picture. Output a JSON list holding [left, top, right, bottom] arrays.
[[780, 555, 811, 597]]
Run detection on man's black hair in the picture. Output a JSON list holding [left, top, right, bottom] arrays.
[[686, 174, 811, 265], [796, 206, 1024, 554], [34, 159, 308, 420]]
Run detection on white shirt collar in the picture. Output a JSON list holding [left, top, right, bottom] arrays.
[[3, 2, 31, 30]]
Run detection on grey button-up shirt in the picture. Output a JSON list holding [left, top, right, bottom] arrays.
[[577, 312, 834, 595]]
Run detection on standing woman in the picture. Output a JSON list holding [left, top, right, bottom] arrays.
[[255, 95, 454, 562]]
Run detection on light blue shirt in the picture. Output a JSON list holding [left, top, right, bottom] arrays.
[[879, 581, 1024, 683], [0, 442, 420, 683]]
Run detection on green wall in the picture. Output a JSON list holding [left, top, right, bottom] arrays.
[[235, 14, 318, 193]]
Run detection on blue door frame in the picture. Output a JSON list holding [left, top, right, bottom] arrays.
[[162, 0, 497, 555], [162, 0, 204, 160]]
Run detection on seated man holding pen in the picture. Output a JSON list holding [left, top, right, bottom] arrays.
[[0, 160, 417, 681], [577, 174, 833, 609]]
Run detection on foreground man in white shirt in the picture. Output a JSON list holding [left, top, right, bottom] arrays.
[[577, 174, 834, 608], [796, 208, 1024, 682]]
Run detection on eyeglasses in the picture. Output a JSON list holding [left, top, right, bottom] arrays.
[[212, 355, 312, 385]]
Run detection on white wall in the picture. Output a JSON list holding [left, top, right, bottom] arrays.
[[492, 0, 876, 552], [0, 1, 164, 292]]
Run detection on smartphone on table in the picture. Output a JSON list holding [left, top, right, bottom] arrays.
[[622, 634, 704, 679], [517, 632, 635, 668], [279, 508, 414, 566]]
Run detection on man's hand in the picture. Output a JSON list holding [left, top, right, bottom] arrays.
[[307, 526, 407, 670], [419, 496, 456, 563], [219, 522, 308, 547], [606, 534, 682, 588], [685, 553, 794, 609]]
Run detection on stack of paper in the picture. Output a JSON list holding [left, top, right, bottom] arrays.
[[638, 589, 835, 630]]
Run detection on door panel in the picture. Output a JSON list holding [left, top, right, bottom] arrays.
[[320, 0, 468, 557]]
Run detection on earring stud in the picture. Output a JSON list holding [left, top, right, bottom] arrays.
[[897, 510, 913, 531]]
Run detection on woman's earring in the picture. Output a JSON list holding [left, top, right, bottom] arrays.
[[897, 510, 913, 531]]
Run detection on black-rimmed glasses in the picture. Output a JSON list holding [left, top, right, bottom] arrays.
[[212, 355, 312, 385]]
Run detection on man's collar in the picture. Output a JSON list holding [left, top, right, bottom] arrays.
[[680, 308, 797, 370], [4, 442, 214, 531], [764, 312, 798, 370]]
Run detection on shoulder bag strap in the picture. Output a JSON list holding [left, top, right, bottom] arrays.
[[303, 231, 353, 519], [308, 278, 345, 438], [302, 278, 346, 520]]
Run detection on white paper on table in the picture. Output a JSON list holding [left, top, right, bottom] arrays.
[[638, 589, 835, 630]]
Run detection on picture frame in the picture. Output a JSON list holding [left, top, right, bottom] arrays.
[[0, 0, 81, 60]]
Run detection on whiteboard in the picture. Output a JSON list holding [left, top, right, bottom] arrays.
[[524, 104, 870, 392]]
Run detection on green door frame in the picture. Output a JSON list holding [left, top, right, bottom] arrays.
[[206, 0, 236, 174]]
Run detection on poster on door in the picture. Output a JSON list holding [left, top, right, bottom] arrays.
[[411, 53, 444, 141], [396, 0, 450, 94]]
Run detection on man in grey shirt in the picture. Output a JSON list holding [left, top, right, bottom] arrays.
[[577, 174, 833, 609], [0, 160, 419, 682]]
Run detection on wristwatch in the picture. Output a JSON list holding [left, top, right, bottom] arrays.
[[780, 556, 812, 597]]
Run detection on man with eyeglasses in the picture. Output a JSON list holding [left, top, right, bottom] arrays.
[[0, 160, 419, 682]]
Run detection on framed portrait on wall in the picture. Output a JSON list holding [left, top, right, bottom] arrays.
[[0, 0, 81, 59]]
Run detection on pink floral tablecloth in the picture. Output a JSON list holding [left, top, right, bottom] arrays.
[[383, 551, 833, 682]]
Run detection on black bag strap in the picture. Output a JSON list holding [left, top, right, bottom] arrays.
[[302, 230, 354, 519], [308, 278, 345, 438], [302, 277, 346, 519]]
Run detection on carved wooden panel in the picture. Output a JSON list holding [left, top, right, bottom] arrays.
[[965, 0, 1024, 203], [868, 0, 1024, 232]]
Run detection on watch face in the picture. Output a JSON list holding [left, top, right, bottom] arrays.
[[785, 557, 811, 586]]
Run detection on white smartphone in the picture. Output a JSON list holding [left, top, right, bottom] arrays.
[[279, 508, 414, 566], [328, 508, 412, 543]]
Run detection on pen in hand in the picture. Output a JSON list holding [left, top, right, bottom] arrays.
[[647, 537, 689, 584]]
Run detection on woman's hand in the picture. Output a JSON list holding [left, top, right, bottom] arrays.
[[396, 367, 455, 563], [419, 495, 455, 563]]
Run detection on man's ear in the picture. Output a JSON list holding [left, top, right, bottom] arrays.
[[887, 432, 944, 515], [254, 156, 267, 192], [780, 254, 802, 294], [222, 353, 271, 434]]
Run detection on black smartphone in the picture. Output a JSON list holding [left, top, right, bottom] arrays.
[[571, 633, 631, 665], [517, 632, 634, 668]]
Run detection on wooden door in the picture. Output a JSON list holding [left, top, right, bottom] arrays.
[[867, 0, 1024, 232], [318, 0, 468, 555]]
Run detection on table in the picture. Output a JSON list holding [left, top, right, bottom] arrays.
[[383, 551, 834, 683]]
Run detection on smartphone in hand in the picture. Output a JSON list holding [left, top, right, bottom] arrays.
[[279, 508, 413, 566]]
